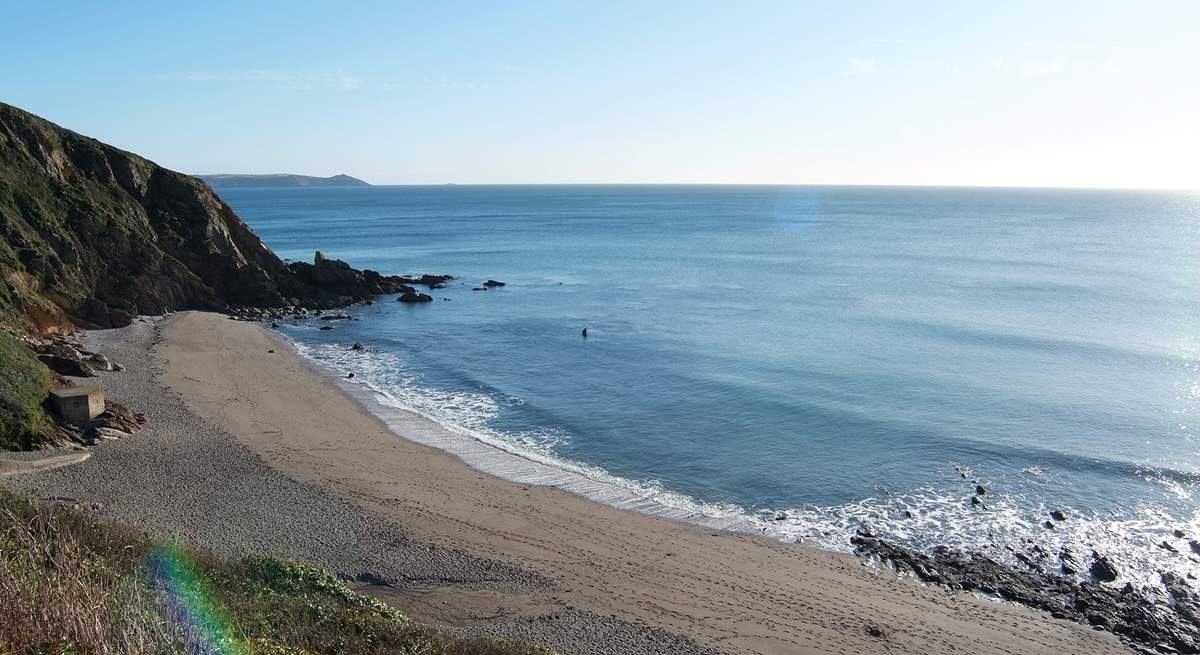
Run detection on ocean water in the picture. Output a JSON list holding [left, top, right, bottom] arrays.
[[221, 185, 1200, 586]]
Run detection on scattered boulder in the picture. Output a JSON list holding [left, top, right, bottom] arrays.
[[1159, 541, 1180, 554], [351, 342, 364, 351], [88, 353, 114, 371], [483, 279, 506, 287], [1050, 510, 1068, 522], [1175, 529, 1187, 539], [975, 484, 987, 496], [38, 354, 96, 377]]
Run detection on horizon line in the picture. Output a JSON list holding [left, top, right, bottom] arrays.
[[200, 179, 1199, 193]]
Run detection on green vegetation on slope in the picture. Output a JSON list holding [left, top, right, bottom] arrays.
[[0, 491, 552, 655], [0, 331, 51, 449]]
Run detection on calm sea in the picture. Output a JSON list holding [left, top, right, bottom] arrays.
[[221, 185, 1200, 584]]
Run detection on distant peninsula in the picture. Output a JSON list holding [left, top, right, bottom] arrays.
[[198, 173, 370, 188]]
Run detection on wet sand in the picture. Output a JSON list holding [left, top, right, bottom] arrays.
[[6, 312, 1132, 654]]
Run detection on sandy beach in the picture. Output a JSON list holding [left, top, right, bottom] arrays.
[[4, 312, 1132, 655]]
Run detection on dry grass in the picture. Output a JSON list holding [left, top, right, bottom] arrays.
[[0, 492, 552, 655]]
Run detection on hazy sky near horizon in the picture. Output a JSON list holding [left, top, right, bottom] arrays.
[[3, 1, 1198, 188]]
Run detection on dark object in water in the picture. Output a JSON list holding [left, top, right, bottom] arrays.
[[1089, 552, 1119, 582], [483, 279, 506, 287], [351, 342, 364, 351], [347, 373, 355, 378], [582, 327, 589, 337]]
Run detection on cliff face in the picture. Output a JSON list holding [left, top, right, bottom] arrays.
[[0, 102, 398, 333]]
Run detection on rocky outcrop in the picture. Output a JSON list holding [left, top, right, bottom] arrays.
[[0, 102, 419, 332], [851, 534, 1200, 654]]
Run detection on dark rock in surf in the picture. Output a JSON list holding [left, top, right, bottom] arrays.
[[1090, 553, 1119, 582], [975, 484, 987, 496], [350, 342, 364, 351], [397, 290, 433, 303], [1050, 510, 1068, 522], [483, 279, 506, 287]]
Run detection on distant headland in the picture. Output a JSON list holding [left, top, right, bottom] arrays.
[[198, 173, 370, 188]]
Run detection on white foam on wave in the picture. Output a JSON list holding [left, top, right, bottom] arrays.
[[289, 336, 1200, 590]]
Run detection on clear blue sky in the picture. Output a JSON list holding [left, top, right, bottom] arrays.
[[3, 1, 1197, 188]]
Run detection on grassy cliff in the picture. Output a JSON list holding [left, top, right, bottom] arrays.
[[0, 330, 51, 449]]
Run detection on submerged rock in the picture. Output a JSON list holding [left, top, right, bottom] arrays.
[[483, 279, 506, 287]]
